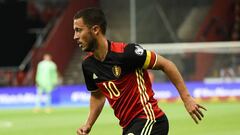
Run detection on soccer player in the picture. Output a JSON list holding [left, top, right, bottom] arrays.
[[34, 53, 58, 113], [73, 8, 207, 135]]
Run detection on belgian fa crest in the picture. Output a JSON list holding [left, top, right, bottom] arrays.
[[112, 65, 121, 78]]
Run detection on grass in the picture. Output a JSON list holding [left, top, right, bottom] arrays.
[[0, 101, 239, 135], [160, 102, 240, 135]]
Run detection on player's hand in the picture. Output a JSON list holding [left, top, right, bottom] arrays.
[[183, 97, 207, 124], [76, 124, 91, 135]]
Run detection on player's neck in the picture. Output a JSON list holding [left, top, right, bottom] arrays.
[[93, 36, 108, 62]]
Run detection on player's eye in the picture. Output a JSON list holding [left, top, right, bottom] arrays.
[[75, 28, 82, 32]]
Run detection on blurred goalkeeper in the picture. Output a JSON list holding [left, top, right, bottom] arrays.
[[73, 7, 207, 135], [34, 53, 58, 113]]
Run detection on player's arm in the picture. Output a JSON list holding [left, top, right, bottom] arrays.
[[152, 53, 207, 124], [77, 89, 106, 135], [123, 44, 207, 123]]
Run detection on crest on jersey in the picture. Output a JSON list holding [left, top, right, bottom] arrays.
[[134, 45, 144, 56], [112, 65, 121, 78]]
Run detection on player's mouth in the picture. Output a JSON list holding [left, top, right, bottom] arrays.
[[79, 43, 83, 48], [77, 41, 83, 48]]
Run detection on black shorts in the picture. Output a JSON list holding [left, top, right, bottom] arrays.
[[122, 114, 169, 135]]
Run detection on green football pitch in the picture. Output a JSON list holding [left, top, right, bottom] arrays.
[[0, 101, 239, 135]]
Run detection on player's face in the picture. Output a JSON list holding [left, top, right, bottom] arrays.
[[43, 54, 51, 61], [73, 18, 97, 52]]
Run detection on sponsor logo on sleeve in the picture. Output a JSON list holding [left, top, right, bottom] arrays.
[[134, 45, 144, 56]]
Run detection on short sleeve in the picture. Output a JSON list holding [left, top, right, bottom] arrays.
[[123, 43, 146, 68], [124, 43, 157, 69], [82, 63, 98, 92]]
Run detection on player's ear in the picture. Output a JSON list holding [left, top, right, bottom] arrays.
[[91, 25, 100, 35]]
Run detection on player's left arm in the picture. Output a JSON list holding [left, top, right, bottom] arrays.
[[124, 44, 207, 123], [149, 52, 207, 124]]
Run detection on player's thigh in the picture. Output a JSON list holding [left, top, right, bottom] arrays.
[[122, 115, 169, 135], [151, 115, 169, 135]]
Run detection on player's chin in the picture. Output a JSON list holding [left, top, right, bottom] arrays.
[[81, 46, 89, 52], [83, 46, 94, 52]]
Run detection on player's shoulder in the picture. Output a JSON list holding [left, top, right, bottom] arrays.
[[110, 41, 142, 53], [124, 42, 145, 56], [110, 41, 127, 53], [38, 60, 46, 66], [124, 42, 143, 50], [82, 52, 94, 66]]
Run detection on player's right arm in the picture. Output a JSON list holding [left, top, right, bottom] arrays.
[[77, 89, 106, 135]]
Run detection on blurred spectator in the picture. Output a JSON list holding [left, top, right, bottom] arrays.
[[220, 62, 236, 82], [0, 71, 15, 86], [0, 70, 9, 86], [15, 71, 26, 86], [236, 64, 240, 77], [236, 54, 240, 77]]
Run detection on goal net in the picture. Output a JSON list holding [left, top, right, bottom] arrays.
[[141, 41, 240, 83]]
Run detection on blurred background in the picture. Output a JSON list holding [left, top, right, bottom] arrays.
[[0, 0, 239, 86], [0, 0, 240, 135]]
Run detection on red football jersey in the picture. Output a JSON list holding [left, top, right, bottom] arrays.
[[82, 41, 164, 127]]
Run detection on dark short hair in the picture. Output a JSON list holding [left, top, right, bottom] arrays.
[[74, 7, 107, 34]]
